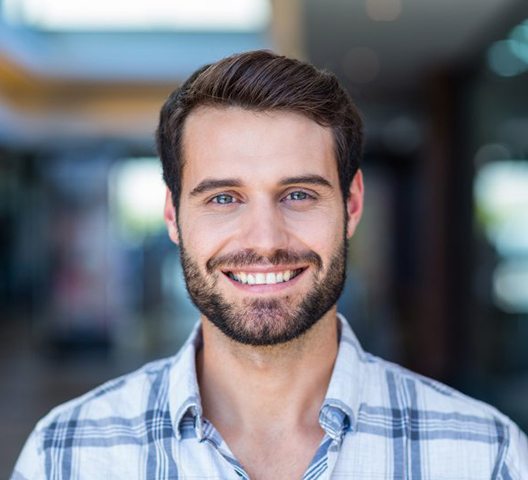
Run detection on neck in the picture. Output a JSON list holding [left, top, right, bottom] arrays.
[[197, 309, 339, 435]]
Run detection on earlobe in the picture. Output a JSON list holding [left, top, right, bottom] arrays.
[[164, 188, 180, 245], [346, 169, 364, 238]]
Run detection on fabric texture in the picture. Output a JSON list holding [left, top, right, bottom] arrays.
[[12, 315, 528, 479]]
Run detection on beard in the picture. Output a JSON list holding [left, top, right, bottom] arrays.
[[178, 236, 347, 346]]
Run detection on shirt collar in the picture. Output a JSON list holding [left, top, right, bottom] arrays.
[[319, 313, 367, 442], [168, 321, 204, 440], [168, 314, 366, 442]]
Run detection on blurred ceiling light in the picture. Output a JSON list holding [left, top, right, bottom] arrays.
[[493, 259, 528, 313], [2, 0, 271, 31], [365, 0, 402, 22], [342, 47, 380, 84], [474, 161, 528, 256]]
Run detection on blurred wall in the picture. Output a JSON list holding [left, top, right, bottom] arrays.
[[1, 0, 528, 475]]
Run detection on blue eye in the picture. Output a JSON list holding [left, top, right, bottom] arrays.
[[286, 191, 311, 201], [211, 193, 236, 205]]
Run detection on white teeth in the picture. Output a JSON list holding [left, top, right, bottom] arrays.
[[229, 269, 302, 285]]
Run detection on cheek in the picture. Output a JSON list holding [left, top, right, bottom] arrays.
[[180, 215, 233, 260], [285, 208, 344, 250]]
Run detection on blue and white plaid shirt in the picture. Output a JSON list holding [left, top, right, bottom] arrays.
[[12, 315, 528, 479]]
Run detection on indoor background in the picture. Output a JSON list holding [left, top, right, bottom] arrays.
[[1, 0, 528, 475]]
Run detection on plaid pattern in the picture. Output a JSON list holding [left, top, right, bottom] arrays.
[[13, 315, 528, 479]]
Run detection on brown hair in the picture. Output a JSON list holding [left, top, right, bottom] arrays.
[[156, 50, 363, 211]]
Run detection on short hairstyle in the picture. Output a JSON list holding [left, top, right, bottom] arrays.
[[156, 50, 363, 212]]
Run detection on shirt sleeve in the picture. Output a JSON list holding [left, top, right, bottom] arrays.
[[501, 420, 528, 479], [10, 427, 46, 480]]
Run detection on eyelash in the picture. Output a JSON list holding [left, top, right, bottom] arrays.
[[284, 191, 314, 202], [210, 193, 237, 205], [209, 190, 315, 205]]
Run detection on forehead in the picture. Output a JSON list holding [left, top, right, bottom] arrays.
[[181, 106, 338, 187]]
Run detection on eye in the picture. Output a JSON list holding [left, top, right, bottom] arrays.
[[210, 193, 237, 205], [284, 190, 314, 201]]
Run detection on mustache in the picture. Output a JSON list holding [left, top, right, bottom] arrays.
[[206, 249, 322, 273]]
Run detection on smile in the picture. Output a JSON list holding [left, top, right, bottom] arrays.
[[224, 268, 305, 285]]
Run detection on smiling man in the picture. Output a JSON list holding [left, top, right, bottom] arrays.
[[13, 51, 528, 479]]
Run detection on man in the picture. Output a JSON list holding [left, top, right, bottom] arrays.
[[13, 50, 528, 479]]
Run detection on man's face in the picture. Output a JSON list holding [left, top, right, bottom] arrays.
[[165, 107, 363, 346]]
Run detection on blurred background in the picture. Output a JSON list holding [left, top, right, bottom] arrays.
[[1, 0, 528, 474]]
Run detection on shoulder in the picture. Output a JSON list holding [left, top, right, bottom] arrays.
[[359, 354, 528, 475], [364, 353, 512, 430], [35, 355, 176, 434], [378, 356, 508, 422], [12, 355, 180, 479]]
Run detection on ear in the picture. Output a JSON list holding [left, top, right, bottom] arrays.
[[164, 188, 180, 245], [346, 169, 364, 238]]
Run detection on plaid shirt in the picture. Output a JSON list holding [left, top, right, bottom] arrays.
[[12, 315, 528, 479]]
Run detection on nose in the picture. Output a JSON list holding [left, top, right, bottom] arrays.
[[238, 197, 289, 257]]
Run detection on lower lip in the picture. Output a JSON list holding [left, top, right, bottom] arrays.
[[223, 269, 307, 293]]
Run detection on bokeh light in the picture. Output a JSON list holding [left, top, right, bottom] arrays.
[[110, 158, 166, 242], [365, 0, 402, 22], [475, 161, 528, 255]]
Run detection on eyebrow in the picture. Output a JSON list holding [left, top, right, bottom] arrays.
[[278, 175, 332, 189], [189, 174, 333, 197], [189, 178, 243, 196]]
